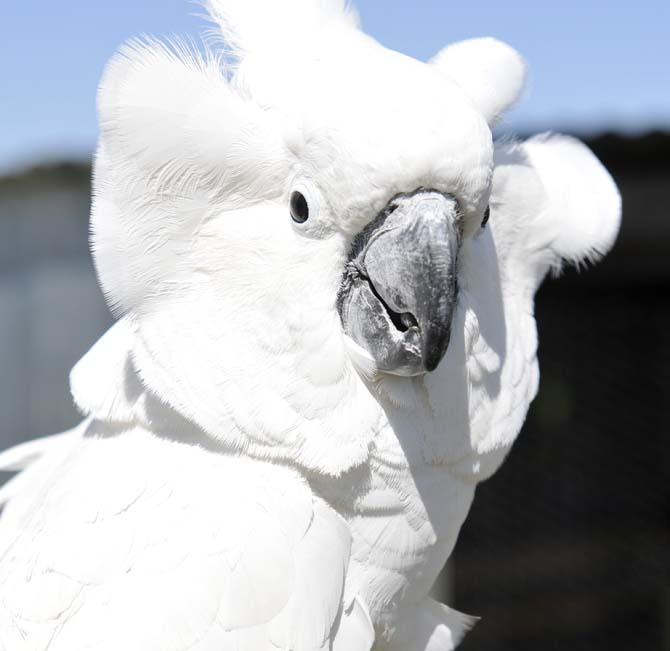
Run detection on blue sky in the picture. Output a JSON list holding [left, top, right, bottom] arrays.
[[1, 0, 668, 173]]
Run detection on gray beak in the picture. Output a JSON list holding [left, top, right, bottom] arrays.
[[338, 189, 461, 376]]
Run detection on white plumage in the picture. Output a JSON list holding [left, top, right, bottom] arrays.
[[0, 1, 620, 649]]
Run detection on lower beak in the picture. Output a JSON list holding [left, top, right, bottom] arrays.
[[338, 190, 461, 376]]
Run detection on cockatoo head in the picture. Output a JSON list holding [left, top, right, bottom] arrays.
[[203, 2, 525, 377], [89, 0, 528, 473]]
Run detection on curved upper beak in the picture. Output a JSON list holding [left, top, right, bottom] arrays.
[[338, 189, 461, 376]]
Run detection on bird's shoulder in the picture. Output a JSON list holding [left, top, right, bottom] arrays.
[[0, 424, 372, 651]]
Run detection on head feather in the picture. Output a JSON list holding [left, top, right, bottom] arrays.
[[205, 0, 359, 66]]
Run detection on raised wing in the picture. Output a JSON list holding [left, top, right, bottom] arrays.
[[425, 135, 620, 479]]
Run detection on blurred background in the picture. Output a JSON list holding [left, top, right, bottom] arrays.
[[1, 1, 668, 649]]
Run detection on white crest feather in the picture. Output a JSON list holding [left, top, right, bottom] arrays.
[[491, 134, 621, 281], [205, 0, 360, 64], [93, 37, 290, 315], [522, 134, 622, 267], [431, 37, 527, 125]]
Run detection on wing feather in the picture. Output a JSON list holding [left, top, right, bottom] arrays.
[[0, 423, 365, 651], [428, 134, 619, 478]]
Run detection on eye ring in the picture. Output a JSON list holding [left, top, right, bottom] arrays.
[[481, 205, 490, 228], [290, 191, 309, 224]]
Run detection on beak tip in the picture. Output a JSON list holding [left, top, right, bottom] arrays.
[[423, 353, 442, 373], [422, 328, 451, 373]]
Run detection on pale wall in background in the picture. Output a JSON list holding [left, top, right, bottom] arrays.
[[0, 170, 112, 448]]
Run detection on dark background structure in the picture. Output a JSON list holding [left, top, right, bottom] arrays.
[[0, 132, 668, 650]]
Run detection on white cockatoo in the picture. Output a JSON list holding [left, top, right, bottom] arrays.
[[0, 1, 620, 649]]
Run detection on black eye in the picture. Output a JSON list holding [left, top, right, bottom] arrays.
[[481, 205, 490, 228], [290, 191, 309, 223]]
